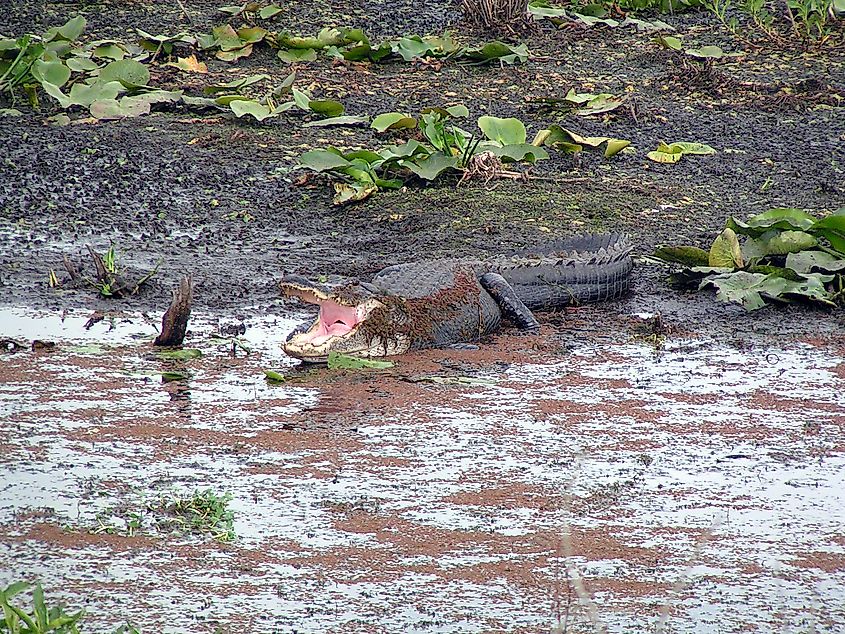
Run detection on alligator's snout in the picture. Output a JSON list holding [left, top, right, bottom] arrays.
[[279, 277, 409, 362]]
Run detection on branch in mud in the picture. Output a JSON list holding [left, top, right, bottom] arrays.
[[81, 245, 161, 298], [155, 275, 193, 347]]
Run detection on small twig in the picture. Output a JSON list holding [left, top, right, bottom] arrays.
[[175, 0, 194, 25], [62, 254, 80, 281]]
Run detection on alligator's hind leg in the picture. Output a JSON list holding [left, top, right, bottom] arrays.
[[479, 273, 540, 332]]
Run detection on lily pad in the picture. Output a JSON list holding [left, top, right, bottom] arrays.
[[308, 99, 344, 117], [156, 348, 203, 360], [300, 149, 351, 171], [31, 60, 71, 87], [372, 112, 417, 132], [478, 116, 526, 145], [327, 351, 394, 369], [786, 250, 845, 274], [652, 245, 710, 267], [277, 48, 318, 63], [229, 99, 274, 121], [404, 151, 459, 180], [709, 227, 744, 268], [99, 59, 150, 88]]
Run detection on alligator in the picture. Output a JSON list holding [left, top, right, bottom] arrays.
[[280, 233, 633, 361]]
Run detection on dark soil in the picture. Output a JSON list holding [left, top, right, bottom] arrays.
[[1, 1, 844, 338]]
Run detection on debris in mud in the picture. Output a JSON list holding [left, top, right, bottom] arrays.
[[57, 245, 161, 299], [0, 338, 27, 353], [154, 275, 193, 347]]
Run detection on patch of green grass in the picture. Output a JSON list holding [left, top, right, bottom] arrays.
[[0, 582, 83, 634], [159, 489, 236, 542]]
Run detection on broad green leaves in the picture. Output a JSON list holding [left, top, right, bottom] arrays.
[[273, 27, 529, 66], [654, 207, 845, 311]]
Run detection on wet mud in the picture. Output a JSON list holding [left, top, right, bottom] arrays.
[[2, 1, 845, 631]]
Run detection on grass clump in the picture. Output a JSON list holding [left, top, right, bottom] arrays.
[[159, 489, 236, 542]]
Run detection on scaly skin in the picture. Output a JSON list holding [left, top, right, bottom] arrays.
[[281, 233, 633, 361]]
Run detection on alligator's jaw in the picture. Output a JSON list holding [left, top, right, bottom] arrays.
[[280, 282, 410, 362]]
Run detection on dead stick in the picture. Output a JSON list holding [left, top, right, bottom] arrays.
[[155, 275, 193, 347]]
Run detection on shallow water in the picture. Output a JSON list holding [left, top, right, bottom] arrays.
[[1, 305, 844, 633]]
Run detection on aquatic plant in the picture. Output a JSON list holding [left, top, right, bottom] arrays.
[[653, 207, 845, 310]]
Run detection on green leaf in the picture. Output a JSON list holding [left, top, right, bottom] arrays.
[[308, 99, 344, 117], [300, 149, 351, 171], [665, 141, 716, 155], [66, 56, 99, 72], [156, 348, 203, 360], [709, 227, 743, 268], [446, 104, 469, 118], [464, 41, 529, 64], [230, 99, 274, 121], [67, 80, 124, 107], [218, 4, 246, 15], [477, 116, 526, 145], [786, 250, 845, 274], [652, 246, 711, 267], [91, 43, 125, 60], [572, 12, 619, 26], [277, 47, 317, 63], [264, 369, 287, 382], [333, 182, 377, 205], [327, 351, 394, 369], [212, 24, 244, 51], [656, 34, 683, 50], [89, 96, 151, 120], [686, 45, 742, 59], [603, 139, 630, 157], [729, 207, 819, 236], [404, 151, 459, 180], [704, 271, 836, 310], [702, 271, 769, 310], [43, 16, 87, 42], [203, 74, 269, 94], [291, 87, 311, 109], [647, 148, 683, 163], [216, 44, 253, 61], [761, 230, 817, 255], [394, 36, 433, 61], [371, 112, 417, 132], [488, 143, 549, 162], [259, 4, 283, 18], [32, 60, 71, 87], [302, 115, 369, 127], [811, 211, 845, 254], [33, 585, 47, 631], [380, 139, 428, 160], [237, 26, 268, 44], [99, 59, 150, 88]]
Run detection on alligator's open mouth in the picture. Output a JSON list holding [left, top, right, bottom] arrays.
[[280, 281, 382, 361]]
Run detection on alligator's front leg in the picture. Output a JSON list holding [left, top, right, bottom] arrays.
[[479, 272, 540, 332]]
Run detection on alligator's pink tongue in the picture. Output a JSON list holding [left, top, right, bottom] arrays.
[[306, 301, 359, 345]]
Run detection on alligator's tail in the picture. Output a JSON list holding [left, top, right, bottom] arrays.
[[497, 232, 633, 308]]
